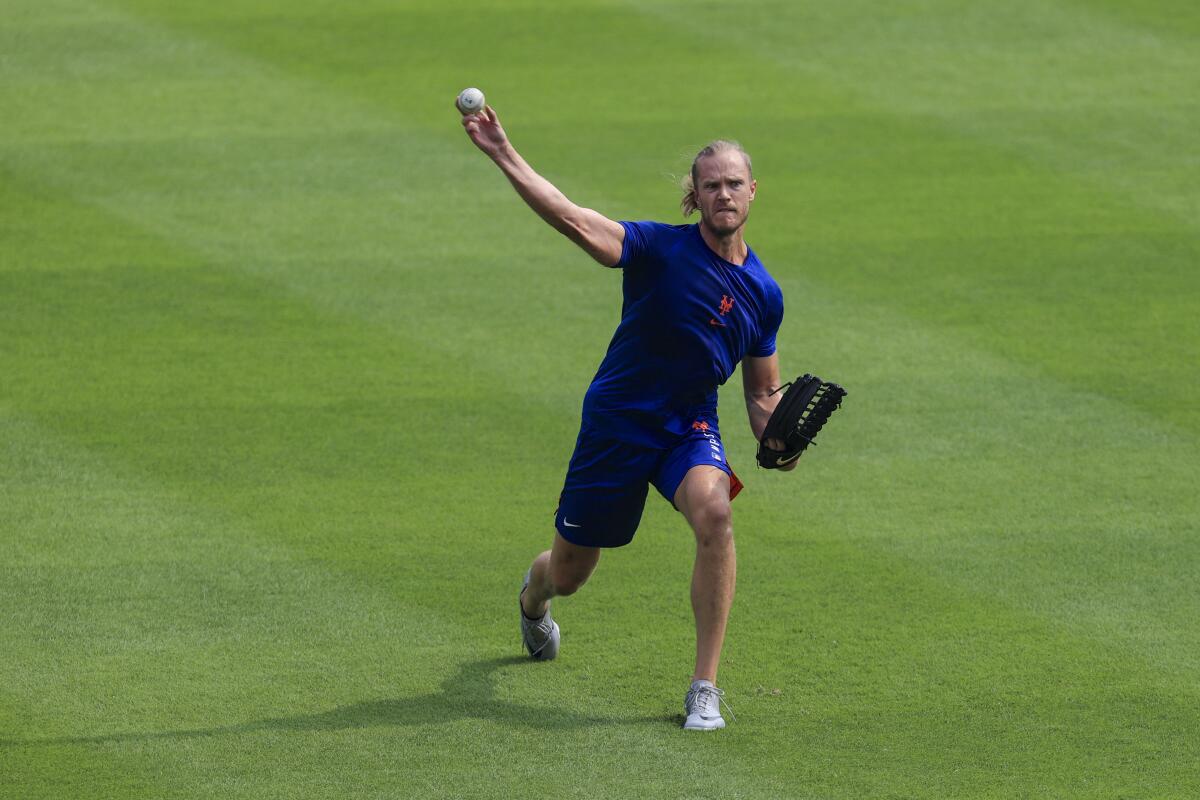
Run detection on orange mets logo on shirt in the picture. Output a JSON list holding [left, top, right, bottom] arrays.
[[709, 294, 735, 327]]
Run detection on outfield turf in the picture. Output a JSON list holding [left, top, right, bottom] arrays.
[[2, 0, 1198, 797]]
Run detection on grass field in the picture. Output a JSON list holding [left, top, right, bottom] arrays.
[[3, 0, 1198, 797]]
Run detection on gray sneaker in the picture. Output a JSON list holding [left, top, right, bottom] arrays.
[[519, 570, 559, 660], [683, 680, 729, 730]]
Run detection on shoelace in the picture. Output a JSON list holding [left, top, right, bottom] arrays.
[[689, 685, 736, 722], [520, 606, 554, 655], [520, 586, 551, 632]]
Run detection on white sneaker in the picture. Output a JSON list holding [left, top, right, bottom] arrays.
[[683, 680, 728, 730], [519, 570, 559, 660]]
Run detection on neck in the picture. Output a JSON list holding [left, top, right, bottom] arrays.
[[698, 220, 748, 266]]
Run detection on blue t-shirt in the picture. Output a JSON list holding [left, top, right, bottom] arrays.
[[581, 221, 784, 447]]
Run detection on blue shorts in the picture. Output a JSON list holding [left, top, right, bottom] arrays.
[[554, 417, 743, 548]]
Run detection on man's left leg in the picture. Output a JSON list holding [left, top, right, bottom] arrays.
[[673, 465, 735, 730]]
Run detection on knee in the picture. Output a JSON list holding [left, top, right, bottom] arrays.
[[692, 501, 733, 549]]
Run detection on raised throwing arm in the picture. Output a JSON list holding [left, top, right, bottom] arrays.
[[461, 105, 625, 267]]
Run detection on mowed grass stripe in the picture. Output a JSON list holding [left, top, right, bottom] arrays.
[[4, 176, 1194, 668], [7, 0, 1190, 695], [4, 188, 1195, 796], [732, 311, 1199, 696], [0, 423, 804, 794], [7, 203, 1190, 791], [0, 167, 582, 793], [4, 1, 1195, 443], [87, 0, 1200, 434], [622, 0, 1200, 432], [0, 320, 546, 796], [2, 0, 1200, 796], [4, 32, 1195, 676], [725, 545, 1197, 796], [0, 417, 450, 799]]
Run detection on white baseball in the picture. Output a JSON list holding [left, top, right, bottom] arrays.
[[456, 87, 485, 115]]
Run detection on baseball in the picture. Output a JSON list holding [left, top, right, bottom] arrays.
[[456, 87, 485, 115]]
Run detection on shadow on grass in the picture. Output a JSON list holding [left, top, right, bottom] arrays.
[[2, 655, 671, 748]]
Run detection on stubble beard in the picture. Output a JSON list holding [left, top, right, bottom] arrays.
[[702, 206, 747, 238]]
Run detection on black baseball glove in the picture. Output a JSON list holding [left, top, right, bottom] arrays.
[[756, 374, 846, 469]]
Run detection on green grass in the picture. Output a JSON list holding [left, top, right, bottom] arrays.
[[2, 0, 1198, 797]]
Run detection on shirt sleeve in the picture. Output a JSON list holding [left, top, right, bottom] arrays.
[[748, 285, 784, 358], [617, 220, 669, 270]]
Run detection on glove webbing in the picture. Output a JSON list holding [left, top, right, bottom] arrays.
[[758, 374, 846, 468], [768, 375, 845, 449]]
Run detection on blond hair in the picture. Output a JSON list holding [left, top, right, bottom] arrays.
[[680, 140, 753, 217]]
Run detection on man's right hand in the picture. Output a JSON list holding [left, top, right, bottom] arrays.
[[456, 101, 625, 267], [461, 105, 510, 161]]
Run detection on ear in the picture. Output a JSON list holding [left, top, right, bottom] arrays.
[[749, 179, 757, 201]]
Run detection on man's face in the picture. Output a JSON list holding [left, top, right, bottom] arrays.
[[695, 150, 756, 237]]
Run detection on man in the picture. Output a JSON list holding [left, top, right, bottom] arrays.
[[460, 103, 791, 731]]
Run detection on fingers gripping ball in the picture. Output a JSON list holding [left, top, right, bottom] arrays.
[[456, 87, 485, 115]]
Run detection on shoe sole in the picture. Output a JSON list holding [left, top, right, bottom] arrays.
[[683, 719, 726, 731]]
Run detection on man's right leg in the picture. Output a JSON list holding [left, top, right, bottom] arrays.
[[519, 534, 600, 659], [521, 533, 601, 619], [522, 422, 652, 658]]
